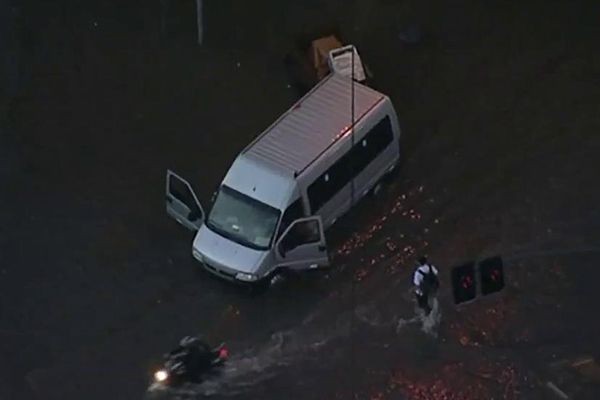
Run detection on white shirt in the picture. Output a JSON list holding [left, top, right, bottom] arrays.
[[413, 264, 439, 287]]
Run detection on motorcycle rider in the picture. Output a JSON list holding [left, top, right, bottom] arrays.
[[166, 336, 216, 381], [413, 256, 440, 315]]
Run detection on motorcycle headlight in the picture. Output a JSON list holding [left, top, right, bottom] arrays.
[[154, 370, 169, 382], [235, 272, 258, 282]]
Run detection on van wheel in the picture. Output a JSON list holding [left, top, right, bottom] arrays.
[[370, 181, 384, 197], [383, 160, 401, 183], [269, 271, 286, 286], [247, 278, 271, 295], [250, 269, 287, 292]]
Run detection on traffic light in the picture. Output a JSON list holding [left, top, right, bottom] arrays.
[[451, 262, 477, 304], [479, 256, 505, 295]]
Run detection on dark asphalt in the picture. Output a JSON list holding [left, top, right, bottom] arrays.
[[2, 1, 600, 399]]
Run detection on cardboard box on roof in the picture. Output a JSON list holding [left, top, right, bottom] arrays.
[[309, 35, 343, 80]]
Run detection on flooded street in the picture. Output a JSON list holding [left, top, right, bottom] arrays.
[[2, 0, 600, 399]]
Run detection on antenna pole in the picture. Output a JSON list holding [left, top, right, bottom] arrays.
[[349, 44, 356, 400], [350, 47, 356, 202], [196, 0, 203, 45]]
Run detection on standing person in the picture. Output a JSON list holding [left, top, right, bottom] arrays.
[[413, 256, 440, 315]]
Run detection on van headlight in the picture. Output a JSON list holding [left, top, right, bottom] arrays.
[[192, 249, 204, 263], [235, 272, 258, 282]]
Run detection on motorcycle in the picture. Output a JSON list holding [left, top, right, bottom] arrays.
[[152, 342, 229, 388]]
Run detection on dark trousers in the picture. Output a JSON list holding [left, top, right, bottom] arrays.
[[416, 292, 432, 314]]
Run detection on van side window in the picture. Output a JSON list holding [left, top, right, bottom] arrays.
[[307, 116, 394, 213], [353, 116, 394, 173], [308, 149, 354, 213], [277, 199, 304, 238]]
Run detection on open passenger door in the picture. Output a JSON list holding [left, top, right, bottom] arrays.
[[165, 170, 204, 231], [275, 216, 330, 270]]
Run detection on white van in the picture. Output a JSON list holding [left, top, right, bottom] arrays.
[[166, 73, 401, 285]]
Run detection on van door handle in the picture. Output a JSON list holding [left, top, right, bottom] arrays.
[[318, 245, 326, 251]]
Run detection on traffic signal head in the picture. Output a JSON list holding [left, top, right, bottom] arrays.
[[451, 262, 477, 304], [479, 256, 505, 295]]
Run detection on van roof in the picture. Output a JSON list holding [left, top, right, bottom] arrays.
[[242, 74, 386, 176]]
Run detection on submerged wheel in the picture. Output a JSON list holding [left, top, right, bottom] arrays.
[[371, 181, 383, 196], [269, 272, 286, 286], [247, 269, 287, 295]]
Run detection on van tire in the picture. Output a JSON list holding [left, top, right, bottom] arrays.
[[371, 159, 401, 197], [249, 268, 287, 293], [269, 271, 286, 287], [247, 278, 271, 295], [370, 181, 384, 197]]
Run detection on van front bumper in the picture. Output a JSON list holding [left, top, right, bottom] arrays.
[[193, 249, 258, 282]]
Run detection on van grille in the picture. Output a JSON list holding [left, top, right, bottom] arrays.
[[202, 261, 236, 280]]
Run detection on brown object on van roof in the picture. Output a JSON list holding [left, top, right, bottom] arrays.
[[309, 35, 343, 80]]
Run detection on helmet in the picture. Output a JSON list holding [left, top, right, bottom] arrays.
[[179, 335, 201, 347]]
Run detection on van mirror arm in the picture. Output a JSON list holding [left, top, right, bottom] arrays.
[[278, 243, 287, 258]]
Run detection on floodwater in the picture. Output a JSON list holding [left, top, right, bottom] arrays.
[[1, 1, 600, 399]]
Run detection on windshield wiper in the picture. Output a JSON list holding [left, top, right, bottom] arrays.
[[205, 220, 231, 240], [205, 220, 268, 251]]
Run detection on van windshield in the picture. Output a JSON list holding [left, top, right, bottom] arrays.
[[206, 185, 281, 250]]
